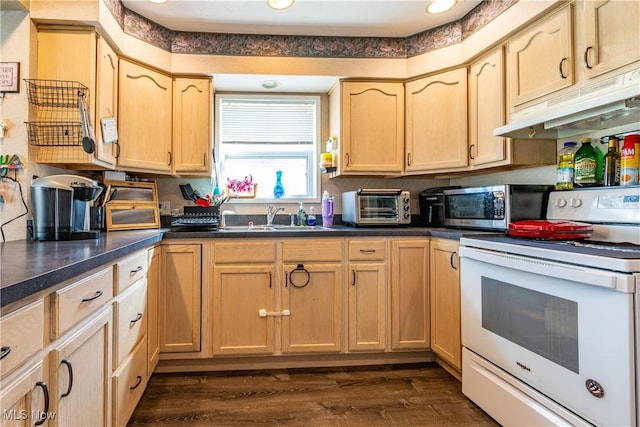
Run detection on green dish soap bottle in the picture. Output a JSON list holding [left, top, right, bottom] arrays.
[[296, 202, 306, 226], [574, 138, 598, 187]]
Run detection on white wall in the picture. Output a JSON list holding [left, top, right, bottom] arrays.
[[0, 11, 72, 242]]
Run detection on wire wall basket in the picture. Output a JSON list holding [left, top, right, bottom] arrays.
[[24, 79, 88, 147], [26, 122, 83, 147], [24, 79, 87, 108]]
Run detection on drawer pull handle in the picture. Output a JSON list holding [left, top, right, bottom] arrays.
[[130, 375, 143, 391], [81, 290, 104, 302], [34, 381, 50, 426], [288, 264, 310, 288], [359, 249, 376, 254], [130, 312, 143, 326], [0, 346, 11, 360], [60, 359, 73, 398], [35, 381, 49, 426], [130, 266, 143, 274]]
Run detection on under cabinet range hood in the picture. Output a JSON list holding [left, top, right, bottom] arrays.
[[495, 68, 640, 139]]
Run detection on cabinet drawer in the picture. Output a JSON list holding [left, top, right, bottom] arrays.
[[115, 250, 149, 294], [52, 267, 114, 338], [348, 240, 386, 261], [282, 239, 343, 262], [214, 241, 277, 263], [113, 335, 148, 427], [0, 301, 44, 379], [113, 279, 148, 367]]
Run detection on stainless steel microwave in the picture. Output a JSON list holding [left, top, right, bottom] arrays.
[[342, 189, 411, 226], [443, 184, 553, 230]]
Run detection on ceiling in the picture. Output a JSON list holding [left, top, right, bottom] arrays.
[[120, 0, 482, 92], [121, 0, 481, 38]]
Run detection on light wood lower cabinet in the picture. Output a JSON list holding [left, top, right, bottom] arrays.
[[146, 246, 161, 374], [0, 362, 49, 427], [347, 239, 387, 352], [390, 238, 430, 351], [429, 238, 461, 372], [212, 264, 276, 356], [159, 244, 202, 354], [50, 307, 112, 427]]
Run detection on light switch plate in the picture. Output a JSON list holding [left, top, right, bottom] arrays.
[[159, 201, 171, 215]]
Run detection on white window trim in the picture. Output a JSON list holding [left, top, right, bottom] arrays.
[[214, 93, 322, 204]]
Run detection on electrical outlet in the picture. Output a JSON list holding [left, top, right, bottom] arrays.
[[159, 201, 171, 215]]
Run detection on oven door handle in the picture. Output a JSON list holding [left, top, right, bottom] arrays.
[[459, 247, 635, 293]]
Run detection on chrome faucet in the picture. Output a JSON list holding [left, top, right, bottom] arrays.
[[266, 205, 285, 226]]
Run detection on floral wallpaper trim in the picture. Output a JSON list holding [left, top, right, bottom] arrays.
[[103, 0, 516, 59]]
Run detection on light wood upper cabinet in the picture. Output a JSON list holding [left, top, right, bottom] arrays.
[[172, 77, 213, 176], [35, 27, 115, 169], [390, 238, 430, 351], [95, 36, 118, 166], [583, 0, 640, 78], [405, 68, 468, 173], [159, 244, 201, 353], [330, 81, 405, 175], [469, 47, 506, 168], [429, 238, 461, 372], [507, 4, 574, 109], [118, 59, 173, 173]]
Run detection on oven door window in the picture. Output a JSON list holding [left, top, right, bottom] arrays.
[[482, 277, 578, 373], [359, 196, 398, 219]]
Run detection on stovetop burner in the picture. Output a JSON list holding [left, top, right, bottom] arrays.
[[554, 240, 640, 254]]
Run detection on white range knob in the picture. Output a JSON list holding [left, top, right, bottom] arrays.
[[555, 198, 567, 208]]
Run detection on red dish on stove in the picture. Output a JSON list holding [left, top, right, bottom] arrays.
[[508, 220, 594, 240]]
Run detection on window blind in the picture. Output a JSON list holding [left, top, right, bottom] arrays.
[[219, 98, 316, 144]]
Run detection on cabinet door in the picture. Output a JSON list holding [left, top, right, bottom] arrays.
[[159, 244, 201, 353], [390, 239, 430, 350], [0, 363, 49, 427], [508, 4, 574, 108], [583, 0, 640, 78], [469, 47, 507, 168], [347, 262, 387, 352], [405, 68, 468, 172], [429, 239, 461, 370], [341, 82, 404, 174], [212, 265, 276, 356], [118, 60, 172, 173], [281, 263, 343, 353], [51, 308, 112, 427], [95, 36, 118, 166], [172, 78, 212, 175], [146, 247, 160, 375]]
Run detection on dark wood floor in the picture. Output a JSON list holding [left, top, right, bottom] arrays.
[[128, 363, 499, 426]]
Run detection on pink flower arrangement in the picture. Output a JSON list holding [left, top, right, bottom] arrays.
[[226, 175, 255, 194]]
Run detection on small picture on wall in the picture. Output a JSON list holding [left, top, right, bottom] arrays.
[[0, 62, 20, 93]]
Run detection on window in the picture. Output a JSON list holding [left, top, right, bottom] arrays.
[[215, 94, 320, 202]]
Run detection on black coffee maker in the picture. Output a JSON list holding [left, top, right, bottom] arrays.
[[31, 175, 104, 241]]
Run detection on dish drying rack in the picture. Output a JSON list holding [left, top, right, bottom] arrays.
[[171, 206, 220, 231], [24, 79, 88, 147]]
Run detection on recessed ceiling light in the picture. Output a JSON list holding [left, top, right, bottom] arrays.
[[262, 80, 280, 89], [425, 0, 458, 14], [148, 0, 168, 3], [266, 0, 295, 10]]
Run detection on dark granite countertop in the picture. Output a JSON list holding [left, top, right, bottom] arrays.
[[1, 226, 496, 312], [1, 229, 164, 310]]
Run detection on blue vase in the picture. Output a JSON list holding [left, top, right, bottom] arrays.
[[273, 170, 285, 199]]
